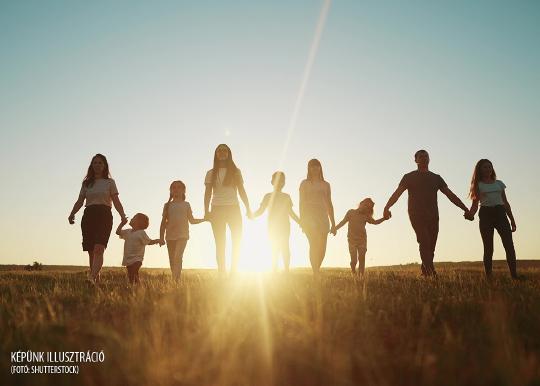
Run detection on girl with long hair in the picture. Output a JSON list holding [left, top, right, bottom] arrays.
[[68, 154, 127, 284], [159, 180, 206, 281], [299, 159, 336, 276], [204, 144, 252, 275], [334, 198, 387, 275], [467, 159, 518, 278]]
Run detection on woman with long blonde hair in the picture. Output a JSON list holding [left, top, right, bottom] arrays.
[[467, 159, 518, 278]]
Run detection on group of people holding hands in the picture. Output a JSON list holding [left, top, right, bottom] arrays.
[[69, 144, 518, 285]]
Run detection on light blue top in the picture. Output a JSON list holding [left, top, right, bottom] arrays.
[[478, 180, 506, 207]]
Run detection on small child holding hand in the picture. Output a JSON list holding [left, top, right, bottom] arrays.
[[117, 213, 161, 284], [335, 198, 386, 276], [251, 171, 300, 272]]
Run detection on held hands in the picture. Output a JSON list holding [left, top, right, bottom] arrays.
[[330, 225, 337, 236], [120, 216, 128, 226], [158, 239, 166, 247], [383, 208, 392, 220], [463, 210, 474, 221]]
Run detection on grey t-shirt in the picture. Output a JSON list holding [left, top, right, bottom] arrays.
[[399, 170, 447, 218], [162, 201, 192, 240]]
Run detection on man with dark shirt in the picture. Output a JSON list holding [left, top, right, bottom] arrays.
[[383, 150, 470, 276]]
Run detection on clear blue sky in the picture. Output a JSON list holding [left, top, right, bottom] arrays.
[[1, 0, 539, 269]]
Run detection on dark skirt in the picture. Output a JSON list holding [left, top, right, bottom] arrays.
[[81, 205, 113, 251]]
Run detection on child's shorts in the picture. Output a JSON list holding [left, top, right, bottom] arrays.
[[348, 239, 367, 254]]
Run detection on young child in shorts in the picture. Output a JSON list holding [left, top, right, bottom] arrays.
[[116, 213, 161, 284]]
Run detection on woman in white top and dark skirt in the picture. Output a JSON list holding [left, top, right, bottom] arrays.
[[204, 144, 252, 275], [467, 159, 518, 279], [299, 159, 336, 276], [69, 154, 127, 284]]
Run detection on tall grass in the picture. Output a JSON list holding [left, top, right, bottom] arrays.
[[2, 265, 540, 386]]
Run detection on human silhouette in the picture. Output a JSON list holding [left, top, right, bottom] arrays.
[[204, 144, 252, 275], [299, 159, 336, 276], [251, 171, 301, 273], [68, 154, 127, 285], [383, 150, 470, 276], [117, 213, 161, 284], [334, 198, 387, 275], [467, 159, 518, 279], [159, 180, 206, 281]]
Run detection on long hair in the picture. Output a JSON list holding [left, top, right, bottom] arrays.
[[83, 154, 110, 188], [306, 159, 325, 181], [469, 159, 496, 200], [357, 198, 375, 220], [167, 180, 186, 203], [212, 144, 239, 187]]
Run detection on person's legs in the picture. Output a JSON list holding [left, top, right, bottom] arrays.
[[90, 244, 105, 283], [479, 208, 495, 276], [227, 206, 243, 273], [270, 239, 280, 273], [281, 238, 291, 273], [127, 261, 142, 284], [88, 206, 113, 284], [87, 251, 94, 279], [166, 240, 181, 281], [174, 239, 188, 280], [358, 247, 367, 275], [210, 207, 227, 274], [318, 232, 328, 270], [348, 242, 358, 273], [494, 207, 517, 278], [410, 216, 437, 276], [306, 231, 319, 274], [426, 218, 439, 275]]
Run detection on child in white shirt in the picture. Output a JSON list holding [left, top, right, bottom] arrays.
[[116, 213, 160, 284]]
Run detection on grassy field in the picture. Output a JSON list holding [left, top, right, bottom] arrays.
[[2, 262, 540, 386]]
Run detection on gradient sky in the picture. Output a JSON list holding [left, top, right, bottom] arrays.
[[1, 0, 539, 270]]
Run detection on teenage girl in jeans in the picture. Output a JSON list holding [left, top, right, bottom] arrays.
[[467, 159, 518, 279]]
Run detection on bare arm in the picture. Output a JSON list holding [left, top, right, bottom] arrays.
[[299, 183, 305, 222], [367, 217, 386, 225], [252, 197, 269, 218], [188, 209, 206, 224], [468, 199, 479, 217], [204, 184, 212, 219], [289, 207, 301, 224], [148, 239, 161, 245], [367, 217, 387, 225], [384, 185, 406, 218], [335, 212, 349, 232], [327, 183, 336, 234], [68, 196, 85, 224], [502, 190, 516, 231], [440, 186, 469, 212], [159, 216, 167, 241], [237, 183, 252, 216], [116, 218, 128, 236], [111, 194, 127, 220]]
